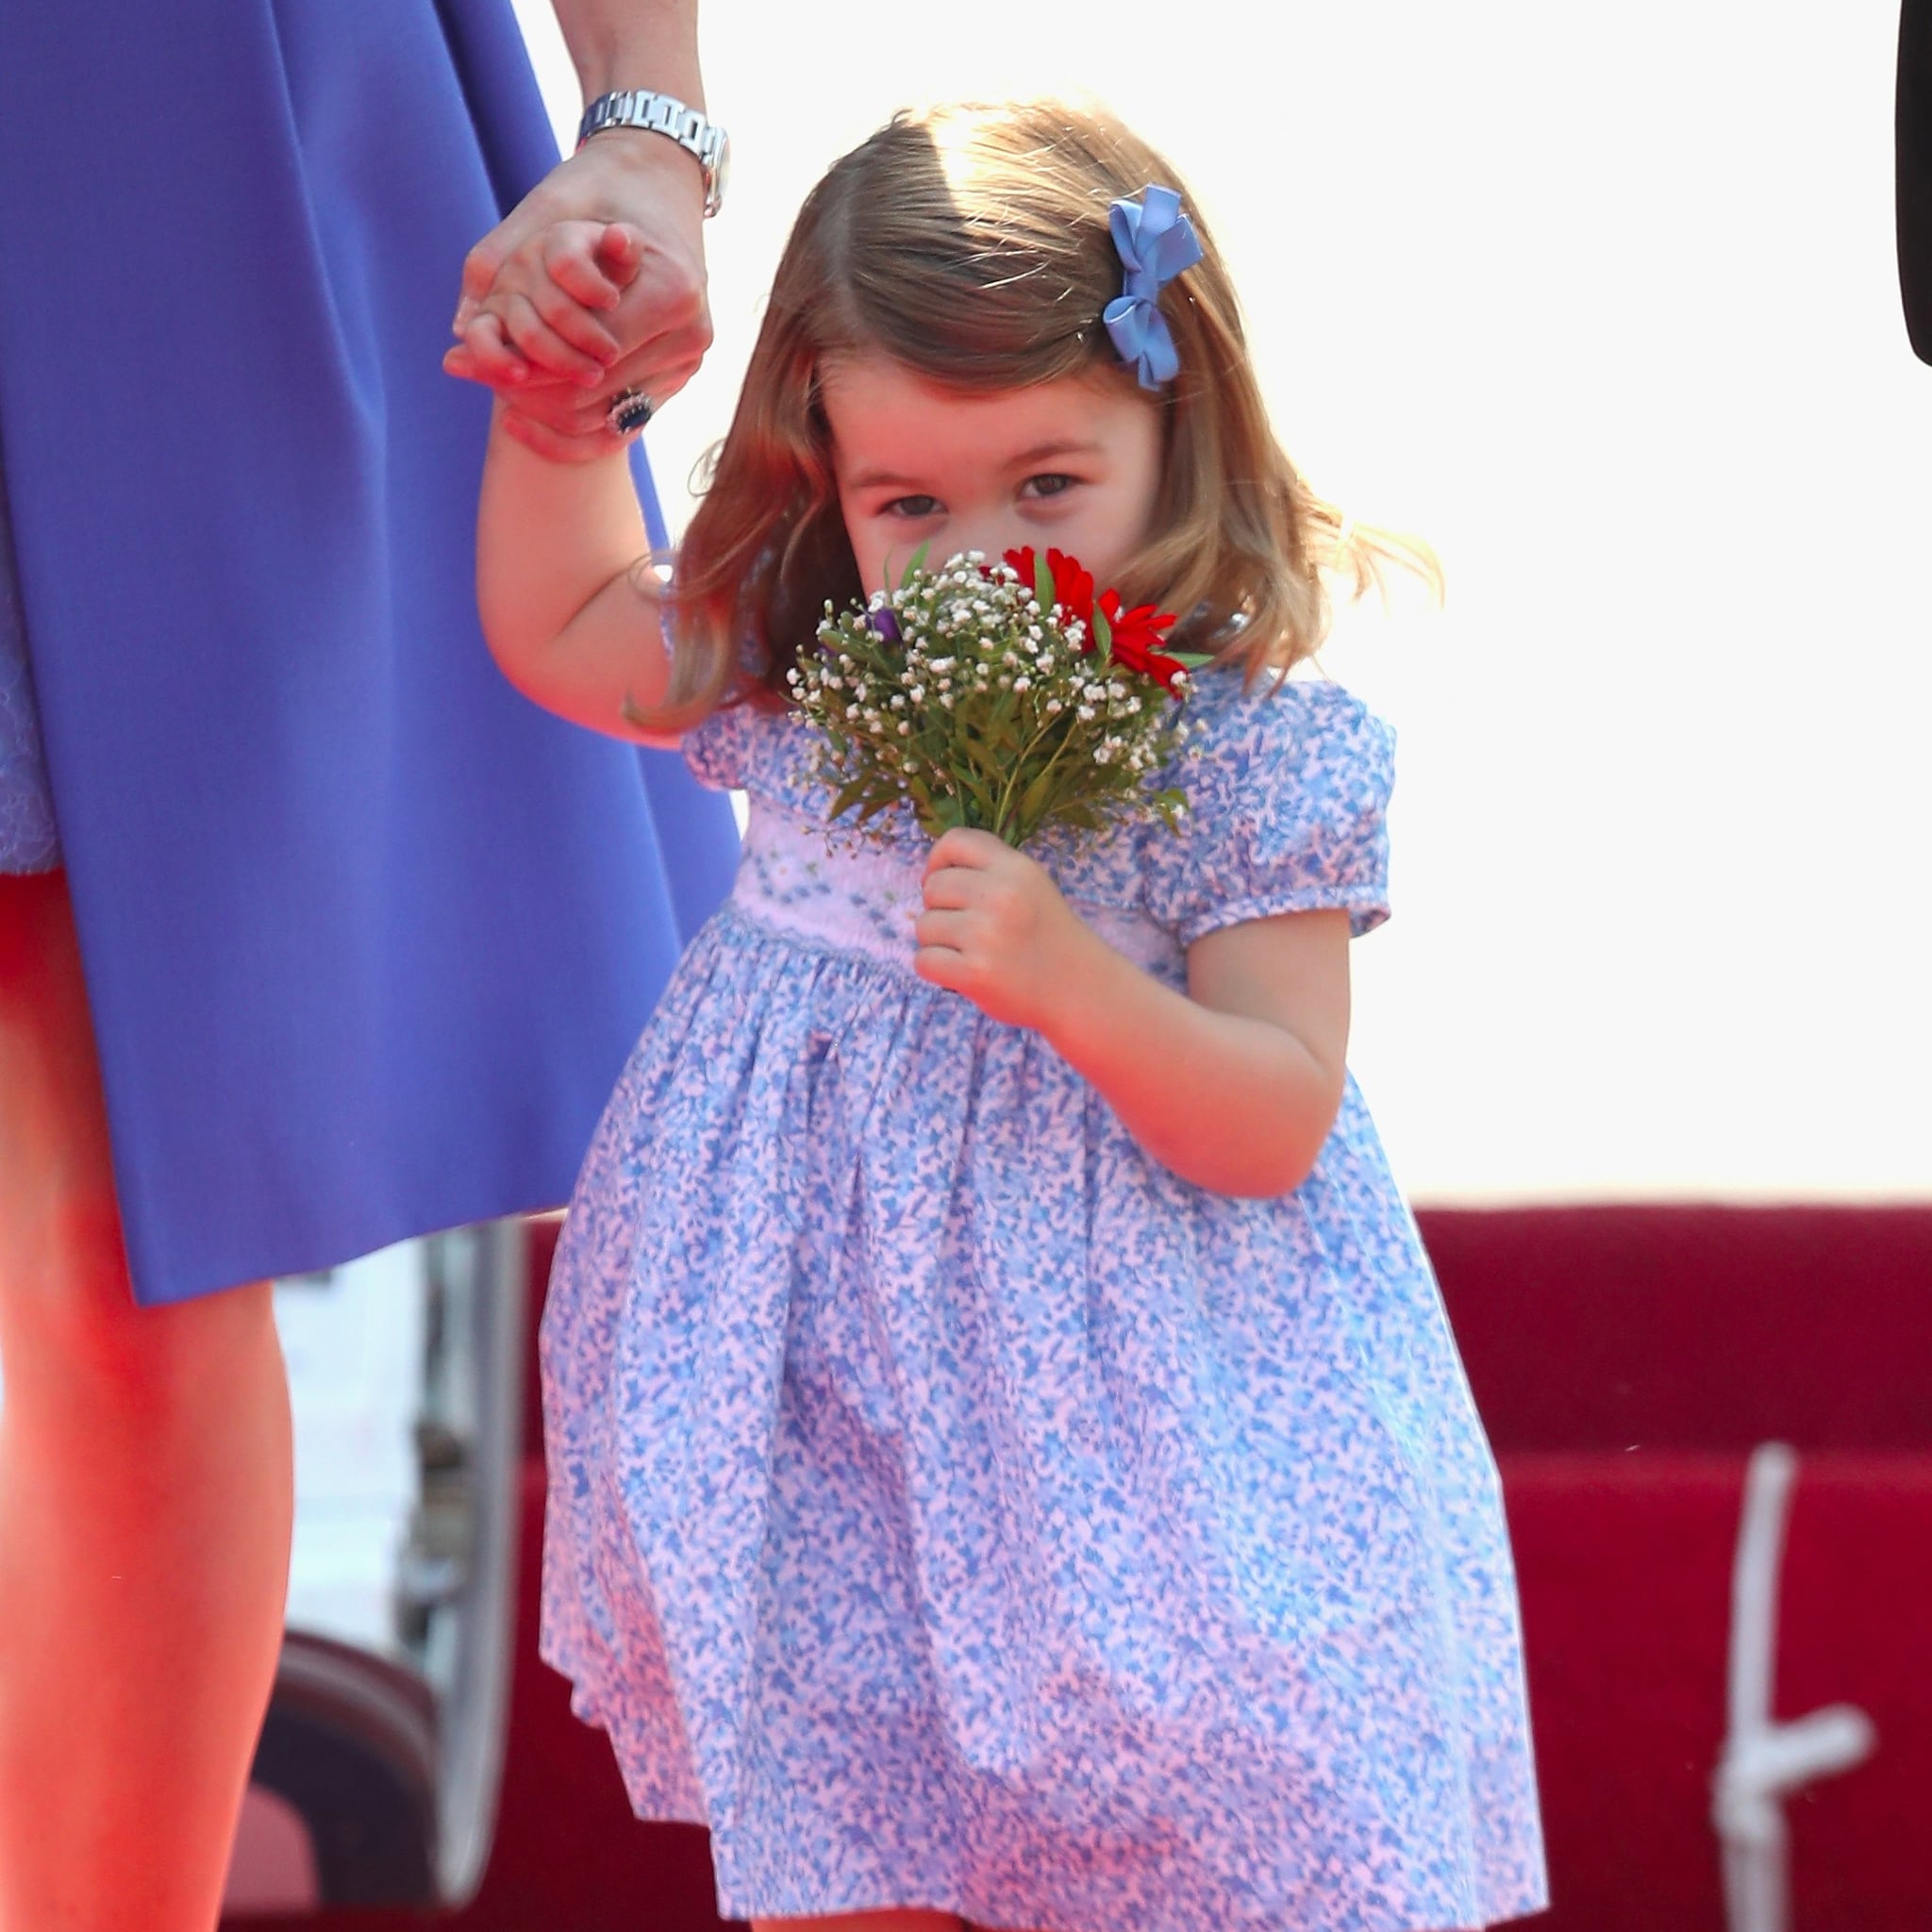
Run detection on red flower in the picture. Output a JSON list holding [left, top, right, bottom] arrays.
[[1001, 546, 1095, 628], [1099, 590, 1188, 692], [999, 545, 1183, 690]]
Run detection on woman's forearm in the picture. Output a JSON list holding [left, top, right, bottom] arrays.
[[1040, 926, 1345, 1199], [549, 0, 704, 105]]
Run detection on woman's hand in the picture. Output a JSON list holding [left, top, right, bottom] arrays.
[[913, 829, 1099, 1031], [444, 131, 711, 461]]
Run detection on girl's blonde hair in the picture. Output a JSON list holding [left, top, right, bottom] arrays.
[[647, 98, 1433, 727]]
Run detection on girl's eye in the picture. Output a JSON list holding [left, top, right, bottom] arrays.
[[883, 494, 943, 520], [1021, 473, 1078, 501]]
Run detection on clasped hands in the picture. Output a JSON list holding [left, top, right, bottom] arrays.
[[443, 130, 711, 461]]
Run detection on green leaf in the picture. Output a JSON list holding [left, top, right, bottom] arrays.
[[1017, 766, 1060, 825], [899, 541, 931, 591], [1091, 604, 1112, 662], [958, 764, 996, 815], [1033, 552, 1057, 614]]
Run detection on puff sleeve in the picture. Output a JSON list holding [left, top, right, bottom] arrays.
[[680, 699, 763, 792], [1141, 676, 1395, 944]]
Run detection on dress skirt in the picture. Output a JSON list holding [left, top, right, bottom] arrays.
[[0, 0, 739, 1305]]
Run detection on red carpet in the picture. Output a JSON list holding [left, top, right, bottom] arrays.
[[226, 1203, 1932, 1931]]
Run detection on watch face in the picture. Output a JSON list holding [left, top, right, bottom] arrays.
[[708, 129, 731, 216]]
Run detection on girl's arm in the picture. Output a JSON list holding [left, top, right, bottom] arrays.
[[475, 403, 678, 742], [915, 831, 1350, 1197], [1045, 909, 1351, 1198]]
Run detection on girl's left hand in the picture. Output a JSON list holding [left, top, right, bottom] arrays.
[[914, 829, 1093, 1030]]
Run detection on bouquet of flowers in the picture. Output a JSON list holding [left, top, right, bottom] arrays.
[[788, 546, 1212, 850]]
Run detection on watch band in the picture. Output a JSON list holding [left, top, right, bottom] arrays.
[[576, 89, 728, 219]]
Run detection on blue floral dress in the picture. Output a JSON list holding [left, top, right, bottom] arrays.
[[539, 670, 1548, 1932]]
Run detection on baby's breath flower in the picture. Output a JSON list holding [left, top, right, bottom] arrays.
[[794, 548, 1191, 848]]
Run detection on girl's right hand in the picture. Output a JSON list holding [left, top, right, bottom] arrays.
[[446, 220, 640, 391]]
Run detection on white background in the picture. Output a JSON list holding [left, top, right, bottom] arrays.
[[513, 0, 1932, 1202]]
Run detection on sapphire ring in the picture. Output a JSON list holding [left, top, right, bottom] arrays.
[[606, 387, 656, 437]]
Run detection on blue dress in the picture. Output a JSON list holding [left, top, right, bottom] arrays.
[[0, 0, 738, 1305], [539, 673, 1549, 1932]]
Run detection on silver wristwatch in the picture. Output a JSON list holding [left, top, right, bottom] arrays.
[[576, 90, 729, 219]]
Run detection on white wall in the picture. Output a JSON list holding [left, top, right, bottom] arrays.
[[512, 0, 1932, 1201]]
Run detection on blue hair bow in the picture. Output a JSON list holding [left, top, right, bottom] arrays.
[[1103, 184, 1204, 391]]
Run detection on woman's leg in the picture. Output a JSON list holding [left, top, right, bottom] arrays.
[[0, 869, 294, 1932]]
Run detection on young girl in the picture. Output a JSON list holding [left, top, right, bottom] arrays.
[[475, 99, 1548, 1932]]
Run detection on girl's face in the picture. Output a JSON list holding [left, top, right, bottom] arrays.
[[821, 353, 1165, 597]]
